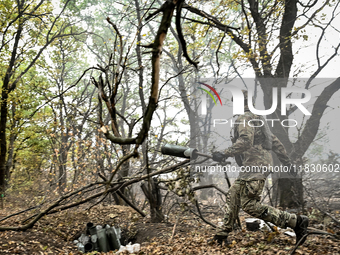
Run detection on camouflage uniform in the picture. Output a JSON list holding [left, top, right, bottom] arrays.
[[216, 107, 297, 236]]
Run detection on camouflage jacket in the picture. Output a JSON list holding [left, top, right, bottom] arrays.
[[225, 110, 291, 180]]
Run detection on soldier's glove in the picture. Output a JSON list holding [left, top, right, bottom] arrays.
[[212, 152, 226, 162]]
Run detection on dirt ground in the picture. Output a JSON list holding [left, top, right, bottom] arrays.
[[1, 203, 340, 255]]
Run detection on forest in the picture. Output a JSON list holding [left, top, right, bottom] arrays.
[[0, 0, 340, 254]]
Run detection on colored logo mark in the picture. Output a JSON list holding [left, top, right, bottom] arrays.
[[197, 82, 223, 106]]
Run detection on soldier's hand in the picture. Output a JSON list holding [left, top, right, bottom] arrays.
[[212, 152, 226, 162]]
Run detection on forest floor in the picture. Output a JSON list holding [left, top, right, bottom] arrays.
[[0, 201, 340, 255]]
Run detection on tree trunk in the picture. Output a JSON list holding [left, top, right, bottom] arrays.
[[141, 178, 164, 223], [0, 89, 8, 208], [114, 144, 131, 206], [58, 148, 68, 193], [259, 78, 303, 209]]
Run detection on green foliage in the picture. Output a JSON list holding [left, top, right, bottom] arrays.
[[164, 166, 196, 204]]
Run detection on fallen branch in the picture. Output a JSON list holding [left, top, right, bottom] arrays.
[[289, 228, 340, 255], [193, 183, 242, 230], [0, 182, 100, 231], [0, 160, 190, 231], [169, 217, 178, 244], [116, 190, 146, 217], [21, 183, 108, 224], [191, 200, 217, 228], [0, 204, 42, 223]]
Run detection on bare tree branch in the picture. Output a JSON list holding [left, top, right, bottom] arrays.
[[175, 0, 198, 68], [293, 77, 340, 160]]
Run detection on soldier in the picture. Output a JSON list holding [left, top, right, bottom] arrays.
[[210, 90, 309, 246]]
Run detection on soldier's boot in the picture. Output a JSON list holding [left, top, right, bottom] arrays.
[[293, 215, 309, 245], [207, 233, 230, 246]]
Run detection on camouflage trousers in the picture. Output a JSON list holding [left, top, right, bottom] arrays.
[[216, 179, 297, 236]]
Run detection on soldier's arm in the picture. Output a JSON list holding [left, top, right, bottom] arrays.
[[271, 134, 291, 165], [224, 114, 254, 156]]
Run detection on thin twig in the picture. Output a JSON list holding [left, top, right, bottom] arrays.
[[192, 184, 227, 196], [169, 217, 178, 243], [192, 200, 217, 228]]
